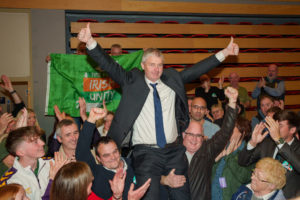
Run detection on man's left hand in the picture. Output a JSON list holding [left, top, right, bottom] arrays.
[[264, 116, 281, 142], [222, 37, 239, 57]]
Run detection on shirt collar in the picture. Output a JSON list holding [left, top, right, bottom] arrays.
[[103, 157, 128, 173], [246, 184, 277, 200], [287, 138, 294, 146], [144, 76, 161, 85]]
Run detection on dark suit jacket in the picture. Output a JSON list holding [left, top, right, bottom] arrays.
[[238, 137, 300, 198], [87, 44, 221, 147]]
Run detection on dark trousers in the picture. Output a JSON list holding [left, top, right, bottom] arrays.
[[132, 144, 190, 200]]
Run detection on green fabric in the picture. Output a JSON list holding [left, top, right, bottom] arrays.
[[46, 50, 144, 117], [34, 159, 39, 177], [0, 138, 9, 177], [212, 148, 254, 200]]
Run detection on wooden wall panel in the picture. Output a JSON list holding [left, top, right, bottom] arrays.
[[1, 0, 300, 15], [70, 38, 300, 49], [71, 22, 300, 35]]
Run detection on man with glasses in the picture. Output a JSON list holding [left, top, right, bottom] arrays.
[[183, 87, 238, 200], [190, 97, 220, 139], [232, 157, 286, 200]]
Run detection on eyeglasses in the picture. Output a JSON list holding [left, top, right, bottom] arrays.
[[192, 105, 206, 110], [184, 132, 204, 138], [252, 170, 269, 183]]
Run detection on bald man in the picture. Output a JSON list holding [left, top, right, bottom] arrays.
[[227, 72, 251, 108], [190, 97, 220, 139], [183, 87, 238, 200], [252, 64, 285, 107]]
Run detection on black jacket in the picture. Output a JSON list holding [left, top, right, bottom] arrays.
[[76, 121, 135, 200], [238, 136, 300, 198], [87, 44, 221, 147], [188, 106, 238, 200]]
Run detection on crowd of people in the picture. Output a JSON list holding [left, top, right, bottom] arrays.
[[0, 22, 299, 200]]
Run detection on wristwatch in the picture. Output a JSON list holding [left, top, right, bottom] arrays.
[[275, 138, 285, 145]]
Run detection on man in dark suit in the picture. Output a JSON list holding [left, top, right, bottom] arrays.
[[238, 111, 300, 198], [78, 23, 239, 200]]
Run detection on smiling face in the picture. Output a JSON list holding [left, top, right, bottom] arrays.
[[142, 55, 164, 82], [27, 112, 37, 127], [96, 141, 121, 170], [183, 121, 204, 154], [57, 124, 79, 151], [251, 168, 273, 195]]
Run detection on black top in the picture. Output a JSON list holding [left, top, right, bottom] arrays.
[[195, 86, 225, 111]]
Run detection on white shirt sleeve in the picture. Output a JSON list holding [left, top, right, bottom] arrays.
[[215, 51, 226, 62]]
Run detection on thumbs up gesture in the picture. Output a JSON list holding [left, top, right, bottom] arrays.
[[77, 22, 94, 46], [222, 37, 239, 57]]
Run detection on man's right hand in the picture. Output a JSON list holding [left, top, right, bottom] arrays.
[[161, 169, 186, 188], [224, 86, 238, 109], [78, 23, 94, 47]]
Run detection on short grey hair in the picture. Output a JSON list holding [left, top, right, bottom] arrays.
[[142, 48, 164, 63], [55, 119, 76, 137]]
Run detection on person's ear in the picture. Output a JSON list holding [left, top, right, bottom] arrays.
[[96, 155, 102, 164], [268, 183, 276, 191], [57, 136, 62, 143], [141, 62, 145, 70], [16, 148, 25, 157], [289, 127, 296, 136]]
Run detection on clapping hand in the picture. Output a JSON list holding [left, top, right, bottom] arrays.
[[78, 97, 87, 122], [54, 105, 66, 122], [128, 178, 151, 200], [110, 168, 126, 200], [0, 75, 14, 93], [49, 152, 70, 180], [249, 122, 268, 147], [218, 75, 224, 89], [0, 113, 14, 135], [15, 108, 28, 128], [264, 116, 281, 142]]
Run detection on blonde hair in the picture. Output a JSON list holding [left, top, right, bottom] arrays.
[[50, 162, 94, 200], [256, 157, 286, 189], [16, 108, 40, 129]]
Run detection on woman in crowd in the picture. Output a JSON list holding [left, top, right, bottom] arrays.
[[50, 161, 150, 200], [195, 74, 225, 112], [211, 117, 254, 200]]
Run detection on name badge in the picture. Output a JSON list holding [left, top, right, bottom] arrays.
[[219, 177, 227, 188]]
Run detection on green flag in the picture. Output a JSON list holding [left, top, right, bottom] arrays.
[[45, 50, 143, 117]]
